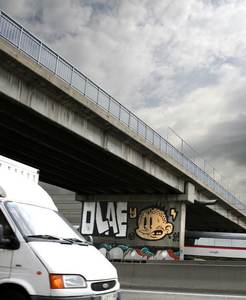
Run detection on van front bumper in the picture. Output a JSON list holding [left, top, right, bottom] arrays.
[[31, 292, 121, 300]]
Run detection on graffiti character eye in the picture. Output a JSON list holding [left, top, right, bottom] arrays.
[[144, 217, 147, 228], [150, 217, 152, 229]]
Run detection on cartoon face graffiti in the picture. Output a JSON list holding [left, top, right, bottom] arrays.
[[136, 208, 173, 240]]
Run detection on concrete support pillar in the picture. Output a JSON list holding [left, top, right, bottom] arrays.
[[179, 203, 186, 260]]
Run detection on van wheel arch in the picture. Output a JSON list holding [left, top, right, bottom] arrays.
[[0, 283, 30, 299]]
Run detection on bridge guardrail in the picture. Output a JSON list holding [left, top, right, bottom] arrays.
[[0, 10, 245, 215]]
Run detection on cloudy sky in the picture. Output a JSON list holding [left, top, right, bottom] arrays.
[[1, 0, 246, 201]]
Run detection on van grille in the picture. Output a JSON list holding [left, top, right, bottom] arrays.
[[91, 280, 116, 291]]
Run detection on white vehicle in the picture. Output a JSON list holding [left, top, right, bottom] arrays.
[[0, 155, 120, 300]]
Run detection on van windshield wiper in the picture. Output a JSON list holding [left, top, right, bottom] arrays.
[[63, 238, 89, 246], [26, 234, 73, 244]]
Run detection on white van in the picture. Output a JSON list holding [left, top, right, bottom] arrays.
[[0, 155, 120, 300]]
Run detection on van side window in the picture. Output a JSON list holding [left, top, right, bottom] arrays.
[[0, 210, 14, 240]]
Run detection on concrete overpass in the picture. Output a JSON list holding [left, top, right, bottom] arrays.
[[0, 10, 246, 256]]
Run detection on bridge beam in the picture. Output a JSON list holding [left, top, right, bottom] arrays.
[[0, 40, 183, 193], [168, 182, 246, 230]]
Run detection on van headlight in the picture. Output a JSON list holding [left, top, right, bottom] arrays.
[[50, 274, 87, 289]]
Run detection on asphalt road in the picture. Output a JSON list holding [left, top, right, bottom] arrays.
[[121, 289, 246, 300]]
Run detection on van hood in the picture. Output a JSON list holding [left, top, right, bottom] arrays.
[[29, 242, 117, 281]]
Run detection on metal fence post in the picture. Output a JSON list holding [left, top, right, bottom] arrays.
[[37, 41, 42, 64], [54, 55, 59, 74], [118, 105, 121, 121], [18, 27, 23, 49], [127, 111, 130, 127], [108, 97, 111, 112], [70, 67, 74, 86], [96, 87, 100, 104]]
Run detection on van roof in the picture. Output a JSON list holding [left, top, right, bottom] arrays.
[[0, 155, 39, 183], [0, 156, 57, 211]]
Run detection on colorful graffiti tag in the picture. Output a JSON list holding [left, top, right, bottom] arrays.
[[97, 244, 180, 261], [81, 202, 127, 237]]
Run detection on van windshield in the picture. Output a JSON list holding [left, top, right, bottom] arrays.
[[6, 202, 86, 243]]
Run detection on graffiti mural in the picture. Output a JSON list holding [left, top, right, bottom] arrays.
[[136, 208, 174, 241], [96, 244, 180, 261], [81, 202, 127, 237], [80, 201, 181, 253]]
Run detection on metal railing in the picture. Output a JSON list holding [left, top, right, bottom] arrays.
[[0, 10, 245, 214]]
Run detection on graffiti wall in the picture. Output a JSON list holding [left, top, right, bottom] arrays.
[[97, 244, 180, 261], [80, 201, 181, 260]]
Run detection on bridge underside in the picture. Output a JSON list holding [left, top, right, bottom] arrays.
[[0, 93, 175, 195], [186, 202, 245, 232], [0, 94, 244, 232]]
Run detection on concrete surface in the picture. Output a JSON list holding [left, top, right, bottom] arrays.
[[114, 261, 246, 295], [121, 289, 246, 300]]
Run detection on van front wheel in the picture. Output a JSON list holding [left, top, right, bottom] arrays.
[[2, 290, 28, 300]]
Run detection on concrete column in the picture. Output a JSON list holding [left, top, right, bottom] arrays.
[[179, 203, 186, 260]]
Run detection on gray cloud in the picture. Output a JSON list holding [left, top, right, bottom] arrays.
[[194, 116, 246, 167]]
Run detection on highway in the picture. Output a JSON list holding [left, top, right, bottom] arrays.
[[121, 289, 246, 300]]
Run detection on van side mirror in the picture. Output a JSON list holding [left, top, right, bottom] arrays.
[[84, 235, 93, 244], [0, 224, 20, 250]]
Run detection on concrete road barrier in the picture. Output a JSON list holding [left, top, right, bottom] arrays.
[[113, 261, 246, 296]]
